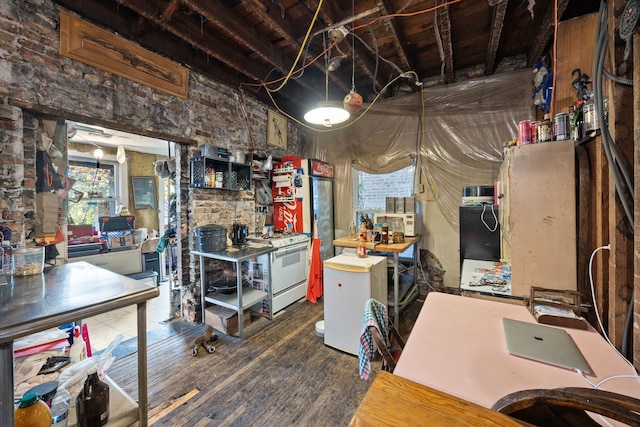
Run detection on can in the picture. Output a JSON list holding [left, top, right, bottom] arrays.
[[537, 121, 552, 142], [517, 120, 532, 145], [530, 121, 540, 143], [553, 113, 570, 140]]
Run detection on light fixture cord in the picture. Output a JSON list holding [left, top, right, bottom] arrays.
[[351, 0, 356, 92], [323, 32, 329, 101]]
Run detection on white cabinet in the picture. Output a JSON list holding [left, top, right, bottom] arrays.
[[323, 254, 387, 356], [498, 140, 577, 297], [69, 248, 142, 275]]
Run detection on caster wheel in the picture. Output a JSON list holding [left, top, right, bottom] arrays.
[[191, 347, 198, 357], [206, 345, 216, 354]]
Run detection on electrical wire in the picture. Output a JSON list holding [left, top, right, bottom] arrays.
[[593, 1, 634, 227], [480, 204, 498, 232]]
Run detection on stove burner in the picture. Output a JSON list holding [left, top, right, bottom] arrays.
[[248, 233, 310, 248]]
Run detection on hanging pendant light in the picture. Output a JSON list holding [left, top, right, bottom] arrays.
[[304, 34, 350, 127]]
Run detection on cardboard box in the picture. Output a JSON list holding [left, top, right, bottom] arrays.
[[204, 305, 251, 335], [109, 235, 134, 248]]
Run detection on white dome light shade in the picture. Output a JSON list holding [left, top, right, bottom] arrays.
[[304, 101, 350, 127]]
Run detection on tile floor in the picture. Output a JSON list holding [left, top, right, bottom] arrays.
[[82, 279, 174, 353]]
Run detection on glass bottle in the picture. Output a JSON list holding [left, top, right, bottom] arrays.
[[381, 216, 389, 244], [391, 217, 405, 243], [76, 367, 110, 427], [348, 222, 356, 239], [15, 392, 52, 427]]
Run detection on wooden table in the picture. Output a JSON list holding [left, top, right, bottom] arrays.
[[349, 371, 525, 426], [333, 235, 419, 326], [394, 292, 640, 408], [0, 262, 159, 426]]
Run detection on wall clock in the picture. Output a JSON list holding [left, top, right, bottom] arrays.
[[267, 110, 287, 149]]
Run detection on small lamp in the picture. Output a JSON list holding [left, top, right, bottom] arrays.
[[260, 155, 273, 172]]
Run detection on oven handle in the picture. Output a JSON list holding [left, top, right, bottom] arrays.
[[271, 242, 309, 259]]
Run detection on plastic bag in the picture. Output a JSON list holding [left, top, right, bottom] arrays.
[[57, 333, 123, 397]]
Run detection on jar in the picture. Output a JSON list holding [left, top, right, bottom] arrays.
[[15, 392, 52, 427], [11, 246, 45, 276], [537, 121, 552, 142]]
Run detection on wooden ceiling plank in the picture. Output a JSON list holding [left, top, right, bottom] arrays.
[[240, 0, 351, 94], [436, 0, 454, 83], [114, 0, 266, 81], [486, 0, 508, 75], [180, 0, 323, 98], [527, 0, 570, 66]]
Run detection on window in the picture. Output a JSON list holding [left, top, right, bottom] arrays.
[[355, 165, 415, 211], [67, 159, 119, 226]]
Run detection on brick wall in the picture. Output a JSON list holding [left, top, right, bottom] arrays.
[[0, 0, 296, 322]]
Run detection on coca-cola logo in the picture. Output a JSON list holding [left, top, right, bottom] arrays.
[[313, 162, 333, 177]]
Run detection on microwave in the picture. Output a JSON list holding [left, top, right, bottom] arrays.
[[373, 213, 419, 237]]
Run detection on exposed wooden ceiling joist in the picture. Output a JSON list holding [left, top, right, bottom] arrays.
[[435, 0, 454, 83], [528, 0, 571, 66], [486, 0, 508, 75]]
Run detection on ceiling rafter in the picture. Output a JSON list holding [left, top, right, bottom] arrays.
[[527, 0, 570, 66], [50, 0, 306, 114], [374, 0, 413, 72], [486, 0, 508, 75], [238, 0, 351, 94], [180, 0, 323, 99], [435, 0, 454, 83]]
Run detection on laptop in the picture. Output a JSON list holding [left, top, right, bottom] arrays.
[[503, 318, 593, 375]]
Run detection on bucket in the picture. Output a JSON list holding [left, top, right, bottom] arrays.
[[232, 150, 246, 164]]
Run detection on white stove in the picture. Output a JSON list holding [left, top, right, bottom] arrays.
[[246, 232, 310, 315]]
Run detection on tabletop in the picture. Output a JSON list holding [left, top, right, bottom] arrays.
[[394, 292, 640, 408], [333, 235, 419, 253], [0, 261, 160, 343], [192, 245, 275, 263], [349, 371, 525, 426]]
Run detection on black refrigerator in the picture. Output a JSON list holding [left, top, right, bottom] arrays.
[[459, 205, 501, 271]]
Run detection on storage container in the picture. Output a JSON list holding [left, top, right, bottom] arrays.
[[12, 246, 45, 276], [195, 225, 227, 252]]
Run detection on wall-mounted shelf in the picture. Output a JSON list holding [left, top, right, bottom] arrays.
[[190, 156, 251, 191]]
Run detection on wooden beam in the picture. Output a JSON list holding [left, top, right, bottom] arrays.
[[374, 0, 413, 72], [485, 0, 508, 75], [50, 0, 305, 113], [527, 0, 570, 67], [238, 0, 351, 94], [435, 0, 454, 83], [633, 30, 640, 368], [180, 0, 324, 99]]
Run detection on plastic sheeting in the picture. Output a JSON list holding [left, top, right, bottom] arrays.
[[301, 69, 534, 235]]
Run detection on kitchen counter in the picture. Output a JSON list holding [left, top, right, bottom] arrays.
[[0, 261, 159, 426]]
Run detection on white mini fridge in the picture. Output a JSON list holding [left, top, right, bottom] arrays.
[[323, 254, 388, 355]]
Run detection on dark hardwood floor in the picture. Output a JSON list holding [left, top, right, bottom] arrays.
[[108, 296, 424, 426]]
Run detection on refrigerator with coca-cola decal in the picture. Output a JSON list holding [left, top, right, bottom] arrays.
[[272, 157, 335, 260]]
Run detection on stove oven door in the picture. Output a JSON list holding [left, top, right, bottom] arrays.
[[270, 241, 309, 295]]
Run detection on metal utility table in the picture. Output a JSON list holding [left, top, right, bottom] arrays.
[[333, 235, 420, 326], [0, 261, 159, 426], [193, 245, 276, 338]]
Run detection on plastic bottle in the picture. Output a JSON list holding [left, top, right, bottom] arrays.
[[356, 229, 367, 258], [381, 216, 389, 244], [69, 325, 87, 363], [76, 366, 110, 427], [15, 392, 52, 427], [51, 388, 71, 427]]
